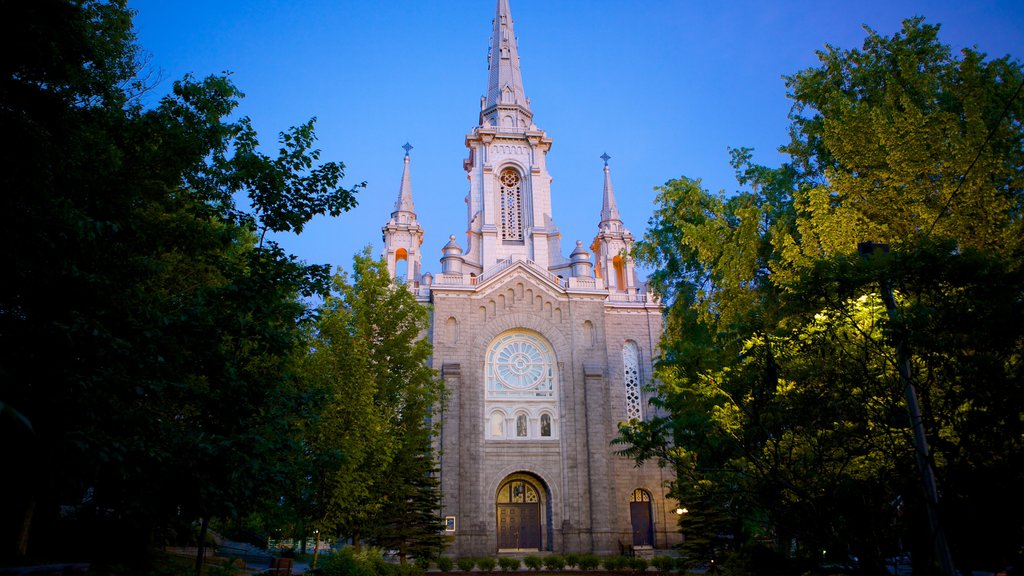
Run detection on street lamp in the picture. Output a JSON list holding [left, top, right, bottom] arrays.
[[675, 507, 688, 515]]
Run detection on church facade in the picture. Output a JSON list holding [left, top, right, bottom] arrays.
[[380, 0, 680, 557]]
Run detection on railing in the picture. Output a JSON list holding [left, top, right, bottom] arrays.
[[606, 291, 658, 304]]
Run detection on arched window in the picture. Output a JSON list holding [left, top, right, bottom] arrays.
[[516, 413, 528, 437], [395, 247, 409, 283], [486, 332, 555, 399], [499, 168, 523, 241], [613, 255, 626, 291], [446, 317, 459, 345], [623, 341, 642, 421], [490, 411, 506, 437], [485, 331, 559, 441]]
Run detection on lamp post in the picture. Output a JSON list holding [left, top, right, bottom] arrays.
[[312, 529, 321, 570], [857, 242, 955, 576]]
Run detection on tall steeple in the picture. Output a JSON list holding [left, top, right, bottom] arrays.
[[599, 152, 622, 224], [394, 142, 415, 214], [461, 0, 558, 272], [480, 0, 532, 129], [382, 143, 424, 285]]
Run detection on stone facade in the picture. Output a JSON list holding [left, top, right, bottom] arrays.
[[380, 0, 681, 556]]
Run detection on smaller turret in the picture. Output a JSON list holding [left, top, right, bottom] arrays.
[[591, 153, 636, 293], [440, 235, 466, 275], [569, 241, 593, 278], [382, 143, 424, 285]]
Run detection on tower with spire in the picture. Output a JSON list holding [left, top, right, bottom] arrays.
[[381, 143, 423, 285], [460, 0, 560, 272], [592, 153, 638, 293], [375, 0, 677, 557]]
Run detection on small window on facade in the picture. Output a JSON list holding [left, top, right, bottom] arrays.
[[516, 414, 528, 437], [491, 412, 505, 437], [623, 341, 643, 421], [540, 413, 552, 437]]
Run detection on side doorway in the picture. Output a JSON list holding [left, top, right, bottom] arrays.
[[630, 489, 654, 548]]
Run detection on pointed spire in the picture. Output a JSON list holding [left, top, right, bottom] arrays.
[[482, 0, 531, 124], [395, 142, 415, 213], [600, 152, 621, 223]]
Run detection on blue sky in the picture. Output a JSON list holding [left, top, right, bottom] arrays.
[[128, 0, 1023, 278]]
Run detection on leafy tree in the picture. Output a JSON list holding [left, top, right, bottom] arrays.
[[622, 17, 1023, 573], [302, 249, 445, 561], [1, 0, 361, 569]]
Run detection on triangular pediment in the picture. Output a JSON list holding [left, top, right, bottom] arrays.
[[475, 258, 565, 299]]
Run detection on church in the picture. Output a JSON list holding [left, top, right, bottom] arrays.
[[379, 0, 680, 557]]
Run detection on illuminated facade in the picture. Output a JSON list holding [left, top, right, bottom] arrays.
[[380, 0, 678, 556]]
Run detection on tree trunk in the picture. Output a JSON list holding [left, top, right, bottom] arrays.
[[195, 516, 210, 576], [16, 498, 35, 557]]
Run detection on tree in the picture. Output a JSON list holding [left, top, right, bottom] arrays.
[[301, 249, 446, 561], [1, 0, 362, 569], [622, 18, 1023, 573]]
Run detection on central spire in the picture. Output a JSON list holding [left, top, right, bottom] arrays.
[[481, 0, 532, 128]]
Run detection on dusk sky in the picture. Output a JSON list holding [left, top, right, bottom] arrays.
[[128, 0, 1023, 279]]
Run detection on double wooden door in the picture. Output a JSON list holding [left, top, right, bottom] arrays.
[[497, 502, 541, 550]]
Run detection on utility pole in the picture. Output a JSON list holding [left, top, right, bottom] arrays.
[[857, 242, 955, 576]]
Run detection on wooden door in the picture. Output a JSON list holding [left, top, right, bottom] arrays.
[[630, 501, 653, 547], [497, 503, 541, 550]]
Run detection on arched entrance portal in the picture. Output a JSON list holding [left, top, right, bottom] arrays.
[[630, 489, 654, 547], [496, 475, 546, 551]]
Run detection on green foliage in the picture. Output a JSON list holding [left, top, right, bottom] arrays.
[[1, 0, 362, 565], [542, 555, 565, 571], [317, 547, 379, 576], [627, 557, 648, 572], [476, 557, 497, 572], [436, 557, 454, 572], [563, 553, 580, 569], [650, 556, 675, 573], [457, 558, 477, 572], [576, 555, 601, 571], [497, 557, 521, 571], [522, 556, 544, 571], [600, 556, 624, 571], [299, 250, 445, 560], [623, 14, 1024, 573]]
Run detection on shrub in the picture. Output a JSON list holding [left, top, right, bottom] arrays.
[[498, 557, 521, 571], [523, 556, 544, 571], [601, 556, 624, 571], [650, 556, 675, 573], [543, 555, 566, 571], [457, 558, 478, 572], [577, 555, 601, 571], [564, 554, 580, 569], [628, 557, 648, 572], [437, 557, 455, 572], [477, 558, 497, 572], [673, 556, 695, 572], [414, 557, 432, 571], [396, 564, 425, 576], [318, 547, 376, 576]]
